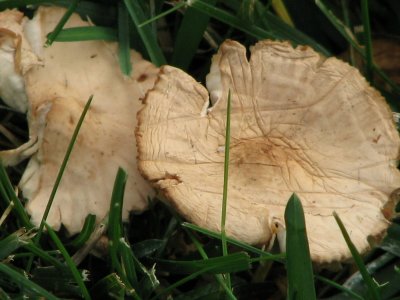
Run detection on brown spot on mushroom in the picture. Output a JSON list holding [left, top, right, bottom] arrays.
[[68, 115, 74, 125], [372, 134, 381, 143], [137, 73, 148, 82]]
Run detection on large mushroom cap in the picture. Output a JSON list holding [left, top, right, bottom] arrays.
[[0, 7, 158, 234], [137, 40, 400, 263]]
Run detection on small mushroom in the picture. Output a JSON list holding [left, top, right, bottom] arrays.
[[0, 7, 158, 234], [137, 40, 400, 263]]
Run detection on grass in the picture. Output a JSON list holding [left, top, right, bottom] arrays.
[[0, 0, 400, 299]]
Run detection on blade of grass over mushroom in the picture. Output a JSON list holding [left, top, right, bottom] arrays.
[[107, 168, 138, 298], [171, 0, 217, 70], [118, 2, 132, 76], [36, 95, 93, 238], [0, 263, 59, 300], [54, 26, 118, 42], [45, 0, 79, 46], [220, 90, 232, 289], [182, 223, 284, 261], [333, 212, 381, 300], [69, 214, 96, 248], [123, 0, 166, 66], [315, 275, 364, 300], [26, 95, 93, 272], [0, 164, 32, 229], [108, 168, 126, 274], [44, 223, 91, 300], [285, 193, 316, 300], [360, 0, 373, 83]]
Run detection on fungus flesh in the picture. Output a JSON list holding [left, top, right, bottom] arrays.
[[137, 40, 400, 263], [0, 7, 158, 234]]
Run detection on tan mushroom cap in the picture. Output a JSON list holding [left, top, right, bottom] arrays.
[[137, 40, 400, 263], [0, 7, 158, 234]]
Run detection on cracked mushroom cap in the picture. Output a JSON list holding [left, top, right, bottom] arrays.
[[137, 40, 400, 263], [0, 6, 158, 234]]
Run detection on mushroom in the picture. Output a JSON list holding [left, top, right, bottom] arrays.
[[0, 6, 158, 234], [136, 40, 400, 263]]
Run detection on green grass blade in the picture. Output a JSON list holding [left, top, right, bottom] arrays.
[[90, 273, 126, 299], [23, 242, 65, 270], [107, 168, 138, 297], [71, 217, 108, 266], [0, 263, 59, 300], [135, 260, 159, 298], [171, 0, 217, 70], [341, 0, 356, 66], [315, 275, 364, 300], [188, 0, 275, 39], [0, 229, 34, 260], [182, 222, 284, 261], [69, 214, 96, 248], [108, 168, 126, 273], [333, 212, 381, 300], [0, 202, 13, 226], [31, 266, 82, 298], [54, 26, 118, 42], [26, 95, 93, 272], [45, 0, 79, 46], [118, 2, 132, 76], [0, 164, 32, 229], [221, 90, 231, 288], [151, 253, 249, 300], [156, 252, 250, 275], [132, 239, 164, 258], [183, 228, 237, 300], [360, 0, 373, 83], [221, 91, 232, 289], [271, 0, 294, 26], [35, 95, 93, 241], [285, 193, 316, 300], [222, 0, 331, 56], [119, 238, 139, 293], [221, 90, 231, 256], [316, 0, 400, 94], [45, 223, 91, 300], [0, 288, 11, 300], [123, 0, 167, 66], [138, 2, 186, 28]]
